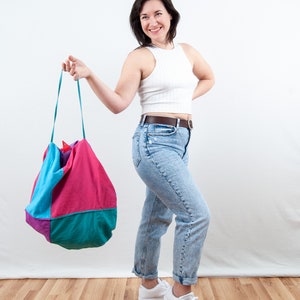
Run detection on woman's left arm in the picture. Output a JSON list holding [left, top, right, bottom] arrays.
[[181, 43, 215, 100]]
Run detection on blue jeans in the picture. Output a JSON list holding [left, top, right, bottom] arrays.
[[132, 122, 210, 285]]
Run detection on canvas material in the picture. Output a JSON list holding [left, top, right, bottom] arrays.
[[51, 139, 116, 217], [50, 209, 117, 249], [27, 143, 64, 220], [25, 139, 117, 249]]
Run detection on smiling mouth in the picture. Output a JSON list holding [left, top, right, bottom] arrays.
[[149, 27, 162, 33]]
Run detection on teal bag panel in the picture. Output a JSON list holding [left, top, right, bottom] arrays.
[[50, 208, 117, 250], [26, 143, 64, 219]]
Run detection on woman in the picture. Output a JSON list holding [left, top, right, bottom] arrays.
[[63, 0, 214, 299]]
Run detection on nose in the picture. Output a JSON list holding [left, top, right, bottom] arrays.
[[149, 16, 158, 26]]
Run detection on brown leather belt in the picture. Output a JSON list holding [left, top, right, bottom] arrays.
[[140, 115, 193, 129]]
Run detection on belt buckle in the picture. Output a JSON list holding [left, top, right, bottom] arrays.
[[188, 119, 193, 129]]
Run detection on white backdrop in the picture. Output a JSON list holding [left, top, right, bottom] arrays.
[[0, 0, 299, 278]]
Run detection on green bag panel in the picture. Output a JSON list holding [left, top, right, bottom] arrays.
[[50, 209, 117, 250]]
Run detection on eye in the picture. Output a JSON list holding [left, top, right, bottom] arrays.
[[140, 15, 149, 20]]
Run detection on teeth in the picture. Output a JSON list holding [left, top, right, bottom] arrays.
[[150, 28, 160, 32]]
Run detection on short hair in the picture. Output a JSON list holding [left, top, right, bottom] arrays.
[[129, 0, 180, 47]]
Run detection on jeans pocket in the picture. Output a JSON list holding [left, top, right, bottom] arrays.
[[147, 124, 178, 136]]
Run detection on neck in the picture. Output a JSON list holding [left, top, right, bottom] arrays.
[[151, 41, 174, 50]]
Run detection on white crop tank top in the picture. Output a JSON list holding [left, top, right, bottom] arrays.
[[138, 43, 197, 115]]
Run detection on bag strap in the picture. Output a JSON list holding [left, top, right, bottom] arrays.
[[50, 70, 86, 143]]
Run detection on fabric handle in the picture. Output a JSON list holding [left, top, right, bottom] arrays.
[[50, 71, 86, 142]]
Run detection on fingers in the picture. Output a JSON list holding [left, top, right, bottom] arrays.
[[62, 56, 77, 80], [62, 59, 72, 72], [62, 55, 87, 81], [68, 55, 77, 62]]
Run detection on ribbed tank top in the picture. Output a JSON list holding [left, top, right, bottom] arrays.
[[138, 43, 197, 115]]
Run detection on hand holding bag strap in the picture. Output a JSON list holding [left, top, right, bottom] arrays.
[[50, 70, 86, 143]]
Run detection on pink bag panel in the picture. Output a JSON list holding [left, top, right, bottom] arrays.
[[51, 139, 117, 218]]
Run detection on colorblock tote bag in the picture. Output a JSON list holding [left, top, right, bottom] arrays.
[[25, 71, 117, 249]]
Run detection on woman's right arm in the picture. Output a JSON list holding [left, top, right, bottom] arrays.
[[62, 51, 142, 114]]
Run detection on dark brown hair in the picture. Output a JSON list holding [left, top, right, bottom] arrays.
[[129, 0, 180, 47]]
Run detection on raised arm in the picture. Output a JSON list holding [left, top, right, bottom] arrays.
[[180, 43, 215, 100], [62, 51, 142, 114]]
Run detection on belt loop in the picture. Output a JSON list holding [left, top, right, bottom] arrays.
[[176, 118, 180, 128], [140, 114, 147, 126]]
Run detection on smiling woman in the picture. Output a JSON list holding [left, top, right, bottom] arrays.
[[140, 6, 172, 49], [130, 0, 180, 48], [140, 8, 171, 47], [62, 0, 214, 299]]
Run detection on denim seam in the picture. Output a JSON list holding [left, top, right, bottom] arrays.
[[147, 151, 195, 282], [140, 199, 157, 277]]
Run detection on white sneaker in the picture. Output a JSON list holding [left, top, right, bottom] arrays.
[[164, 286, 198, 300], [139, 279, 171, 300]]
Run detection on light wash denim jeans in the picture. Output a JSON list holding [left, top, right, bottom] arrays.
[[132, 121, 210, 285]]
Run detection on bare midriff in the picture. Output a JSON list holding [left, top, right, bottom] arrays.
[[144, 112, 192, 121]]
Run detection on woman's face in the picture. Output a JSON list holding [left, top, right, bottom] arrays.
[[139, 0, 172, 45]]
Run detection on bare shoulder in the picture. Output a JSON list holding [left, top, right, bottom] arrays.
[[126, 46, 155, 79], [179, 43, 201, 61], [127, 47, 153, 62], [179, 43, 214, 80], [120, 47, 152, 73], [179, 42, 195, 51], [179, 43, 211, 69]]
